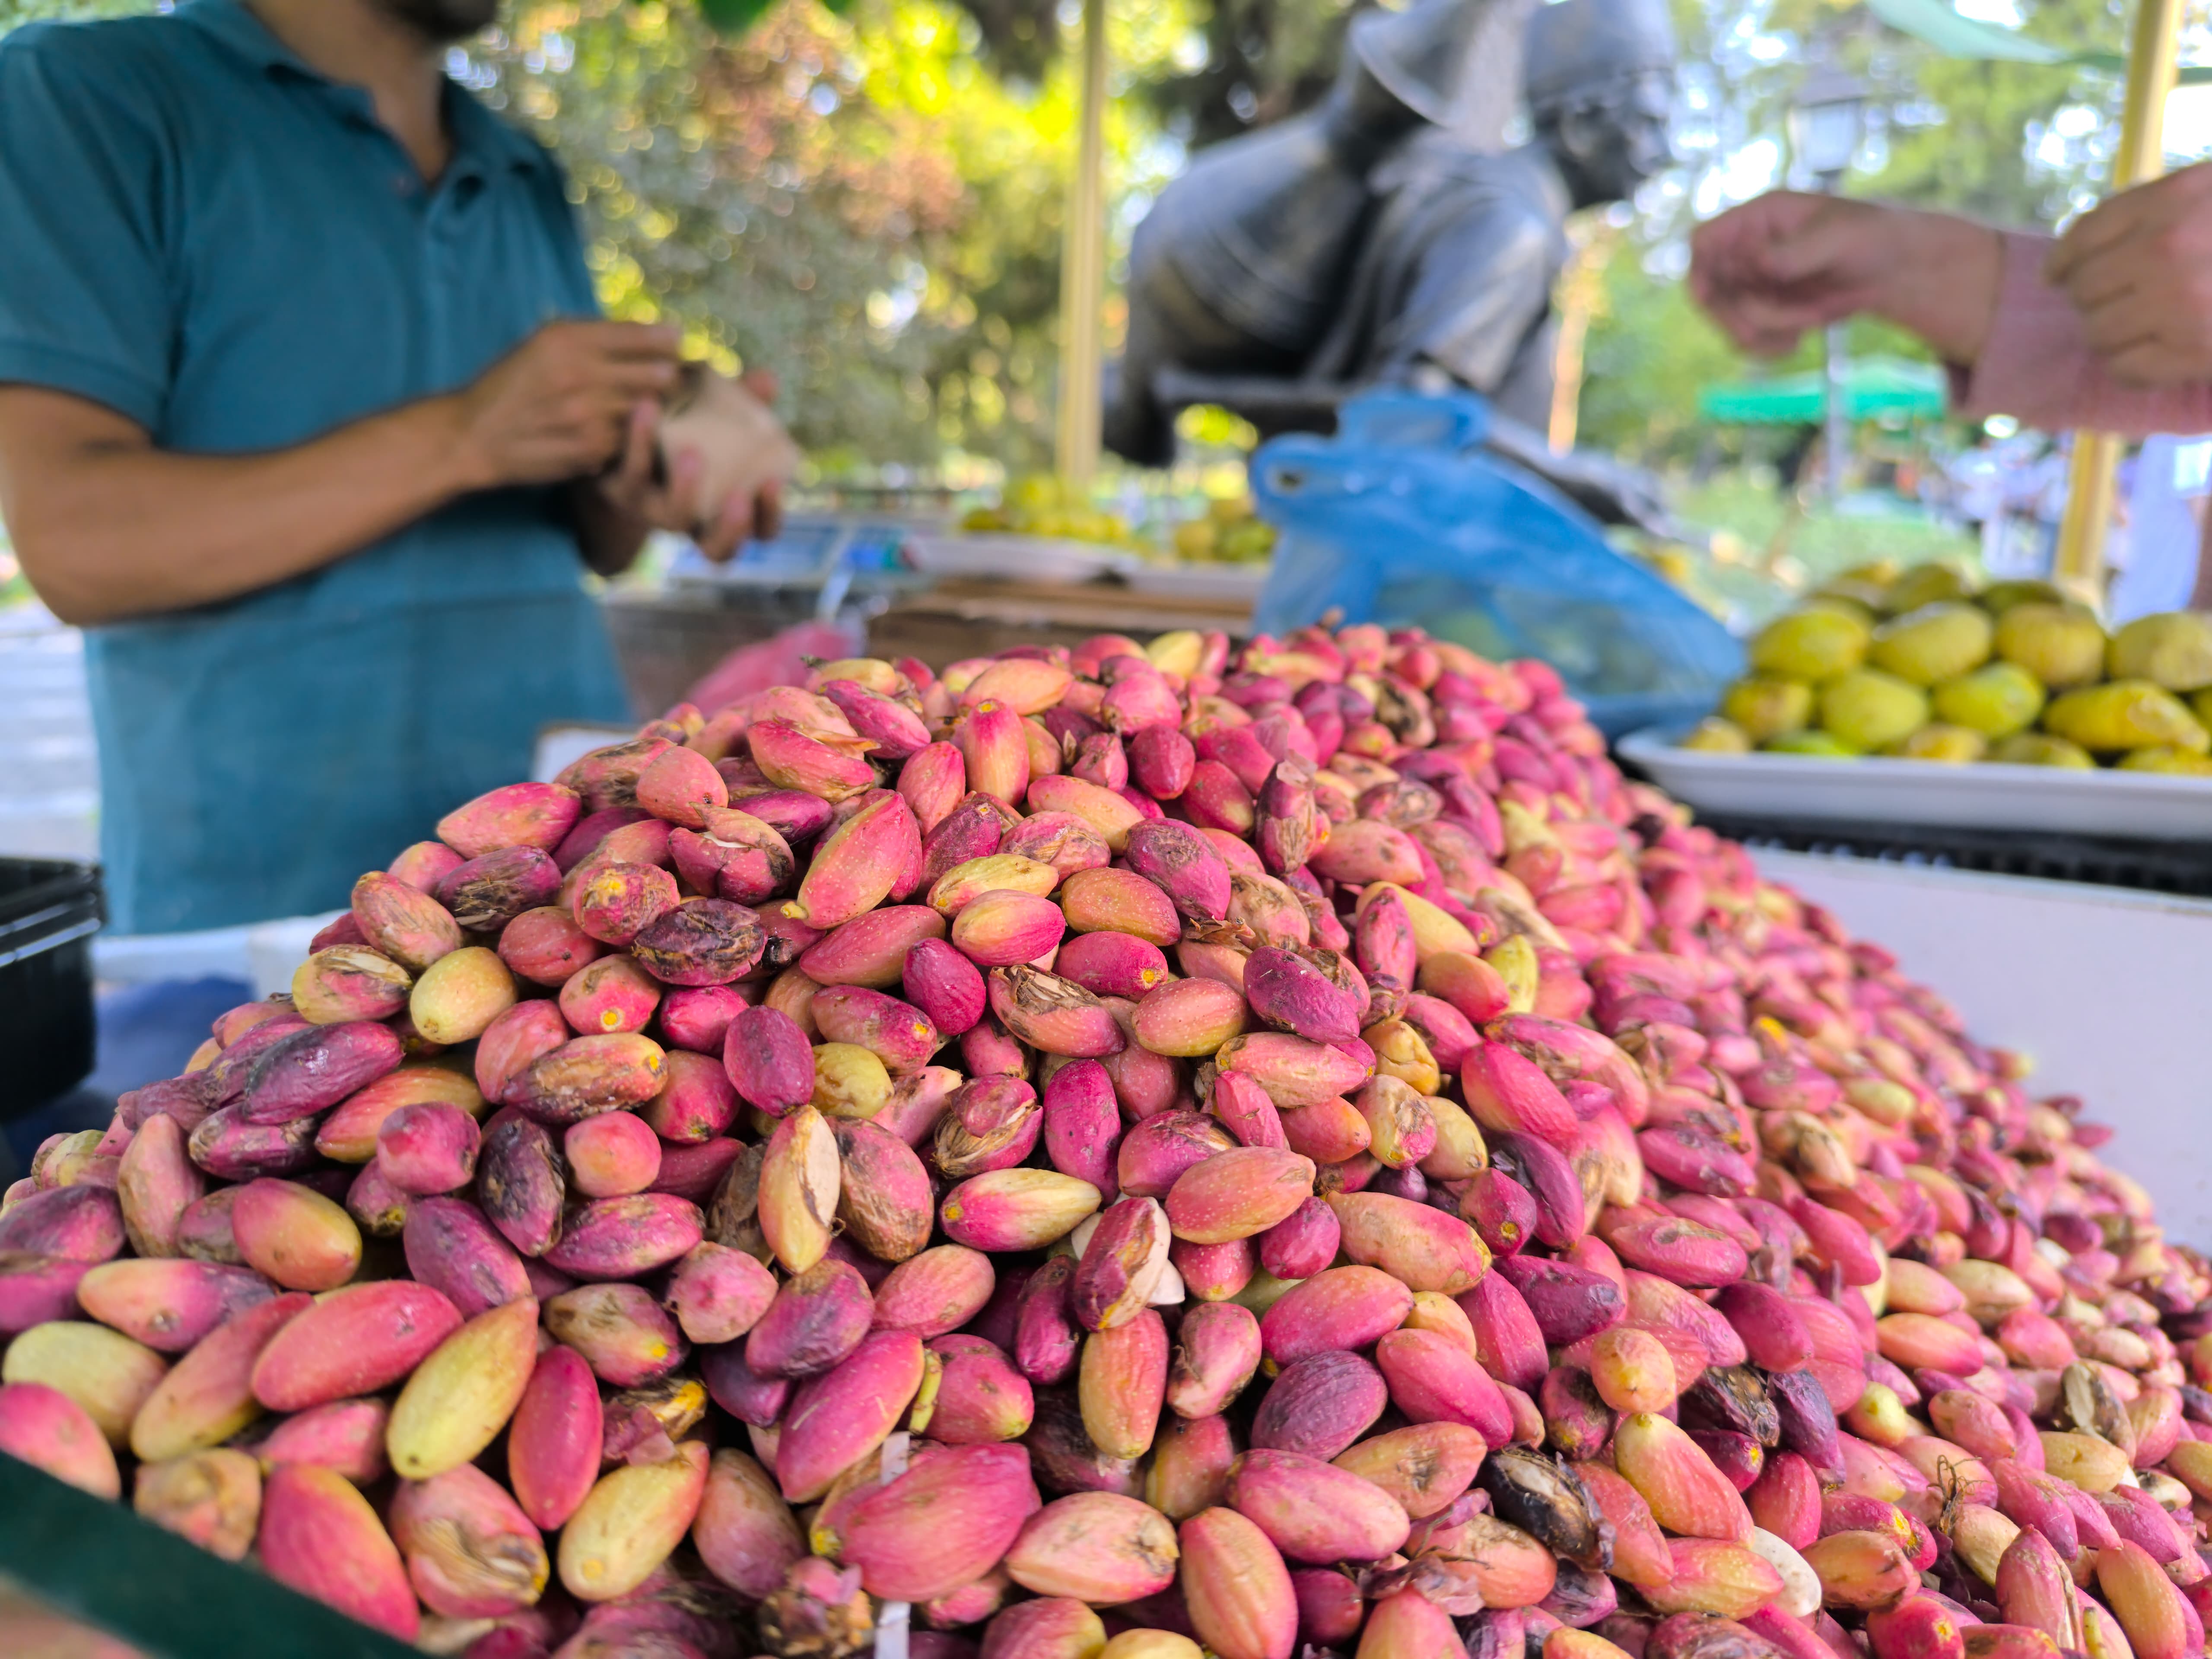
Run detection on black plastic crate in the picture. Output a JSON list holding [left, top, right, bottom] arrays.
[[1692, 812, 2212, 899], [0, 858, 102, 1119]]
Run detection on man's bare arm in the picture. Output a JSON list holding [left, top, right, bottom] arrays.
[[0, 320, 680, 627], [1688, 193, 2002, 365], [0, 387, 481, 624]]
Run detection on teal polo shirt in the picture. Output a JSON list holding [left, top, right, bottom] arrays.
[[0, 0, 632, 934]]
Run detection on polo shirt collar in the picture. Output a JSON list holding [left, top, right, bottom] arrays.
[[171, 0, 547, 179], [445, 83, 555, 178], [171, 0, 308, 75]]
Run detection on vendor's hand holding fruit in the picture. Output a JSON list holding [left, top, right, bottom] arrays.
[[1688, 165, 2212, 437], [447, 321, 791, 569]]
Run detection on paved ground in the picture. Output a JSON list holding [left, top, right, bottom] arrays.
[[0, 605, 96, 862], [0, 607, 245, 1177]]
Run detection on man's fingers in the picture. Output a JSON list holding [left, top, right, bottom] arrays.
[[1688, 210, 1784, 296], [2056, 252, 2142, 315], [2050, 164, 2212, 379], [1687, 194, 1857, 344], [558, 319, 685, 359], [1697, 193, 1839, 285], [580, 359, 680, 400], [2076, 294, 2161, 359], [2106, 338, 2182, 386], [652, 448, 705, 537], [608, 402, 657, 496], [1754, 211, 1862, 289], [697, 488, 756, 562], [2048, 216, 2130, 286], [1713, 290, 1832, 352], [754, 478, 784, 543], [560, 388, 646, 443], [2048, 186, 2166, 283]]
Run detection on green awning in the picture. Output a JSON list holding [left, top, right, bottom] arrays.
[[1698, 356, 1949, 425], [1864, 0, 2212, 82]]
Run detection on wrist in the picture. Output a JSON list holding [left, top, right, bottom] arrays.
[[1878, 210, 2004, 365], [414, 393, 500, 496]]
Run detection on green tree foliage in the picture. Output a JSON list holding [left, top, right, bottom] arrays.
[[1576, 255, 1741, 464], [1871, 10, 2126, 225], [1143, 0, 1353, 148], [0, 0, 140, 24], [485, 0, 1197, 472], [482, 1, 979, 466]]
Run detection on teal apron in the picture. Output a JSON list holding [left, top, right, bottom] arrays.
[[0, 2, 632, 932]]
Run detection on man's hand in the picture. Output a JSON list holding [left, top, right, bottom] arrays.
[[448, 319, 683, 489], [594, 369, 789, 563], [2047, 164, 2212, 386], [1689, 191, 2002, 365]]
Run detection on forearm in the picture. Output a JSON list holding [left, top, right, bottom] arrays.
[[1856, 207, 2007, 368], [0, 386, 489, 626], [1953, 232, 2212, 436], [1688, 194, 2005, 369]]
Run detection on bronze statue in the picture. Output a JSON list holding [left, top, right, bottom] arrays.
[[1105, 0, 1677, 526]]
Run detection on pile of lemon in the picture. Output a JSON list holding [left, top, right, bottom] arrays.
[[1682, 563, 2212, 774], [958, 474, 1144, 550], [1168, 496, 1278, 566]]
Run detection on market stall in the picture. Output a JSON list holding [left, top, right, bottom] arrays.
[[14, 0, 2212, 1652]]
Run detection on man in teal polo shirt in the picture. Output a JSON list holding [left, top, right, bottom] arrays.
[[0, 0, 782, 933]]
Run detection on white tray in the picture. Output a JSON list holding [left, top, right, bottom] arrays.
[[906, 534, 1131, 585], [1617, 727, 2212, 841], [1117, 561, 1272, 603]]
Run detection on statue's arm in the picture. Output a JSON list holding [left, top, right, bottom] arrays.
[[1385, 204, 1558, 392]]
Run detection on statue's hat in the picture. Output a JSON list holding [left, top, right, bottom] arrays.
[[1346, 0, 1486, 127], [1524, 0, 1677, 109]]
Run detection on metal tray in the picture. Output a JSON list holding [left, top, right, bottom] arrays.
[[1617, 727, 2212, 842]]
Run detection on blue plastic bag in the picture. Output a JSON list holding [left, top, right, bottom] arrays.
[[1250, 392, 1742, 738]]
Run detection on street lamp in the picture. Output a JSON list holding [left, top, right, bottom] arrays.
[[1790, 64, 1868, 503]]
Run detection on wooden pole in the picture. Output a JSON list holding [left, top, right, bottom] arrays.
[[1055, 0, 1108, 494], [2050, 0, 2182, 602], [1548, 223, 1618, 454]]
